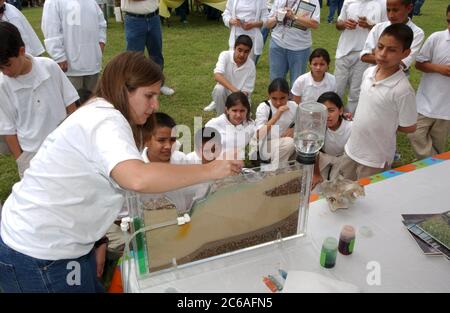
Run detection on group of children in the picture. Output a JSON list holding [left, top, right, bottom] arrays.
[[196, 0, 449, 183], [1, 0, 449, 188], [2, 0, 449, 185]]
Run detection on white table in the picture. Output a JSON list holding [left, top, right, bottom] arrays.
[[127, 160, 450, 293]]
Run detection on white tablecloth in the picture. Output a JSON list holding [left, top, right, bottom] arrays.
[[128, 160, 450, 293]]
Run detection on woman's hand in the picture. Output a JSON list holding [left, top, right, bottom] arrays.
[[344, 18, 358, 30], [241, 21, 261, 31], [95, 242, 107, 278], [230, 18, 242, 27], [207, 159, 244, 180], [285, 7, 295, 20]]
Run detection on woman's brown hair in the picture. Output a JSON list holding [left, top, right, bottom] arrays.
[[95, 51, 164, 148]]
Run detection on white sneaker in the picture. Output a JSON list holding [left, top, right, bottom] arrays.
[[203, 101, 216, 112], [160, 85, 175, 96]]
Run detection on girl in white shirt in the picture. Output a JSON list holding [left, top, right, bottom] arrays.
[[315, 91, 352, 181], [253, 78, 297, 170], [206, 91, 256, 161], [291, 48, 336, 104], [0, 52, 242, 293]]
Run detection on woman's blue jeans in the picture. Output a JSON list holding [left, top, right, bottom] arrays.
[[0, 236, 104, 293], [269, 39, 310, 86]]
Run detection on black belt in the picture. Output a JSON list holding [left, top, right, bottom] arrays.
[[125, 9, 159, 18]]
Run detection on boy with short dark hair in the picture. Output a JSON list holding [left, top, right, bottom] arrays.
[[408, 5, 450, 159], [142, 112, 186, 164], [203, 35, 256, 115], [186, 127, 223, 164], [339, 23, 417, 180], [361, 0, 424, 72], [0, 22, 78, 177]]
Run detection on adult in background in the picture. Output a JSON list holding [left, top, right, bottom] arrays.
[[1, 0, 44, 57], [6, 0, 21, 10], [121, 0, 175, 96], [266, 0, 320, 86], [413, 0, 425, 16], [42, 0, 107, 104], [327, 0, 344, 24], [222, 0, 269, 61]]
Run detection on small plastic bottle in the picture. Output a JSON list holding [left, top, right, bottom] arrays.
[[338, 225, 356, 255], [320, 237, 338, 268]]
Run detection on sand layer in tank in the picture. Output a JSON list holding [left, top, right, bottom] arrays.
[[143, 169, 302, 272]]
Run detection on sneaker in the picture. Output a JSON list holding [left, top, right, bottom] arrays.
[[160, 85, 175, 96], [203, 101, 216, 112]]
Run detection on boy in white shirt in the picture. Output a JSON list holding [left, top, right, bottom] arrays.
[[0, 22, 78, 178], [186, 127, 222, 165], [42, 0, 107, 103], [203, 34, 256, 115], [339, 23, 417, 180], [408, 5, 450, 160], [106, 112, 187, 253], [360, 0, 424, 73], [141, 112, 186, 164], [0, 0, 44, 57], [334, 0, 385, 114]]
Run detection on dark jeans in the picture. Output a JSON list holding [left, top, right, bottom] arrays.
[[0, 235, 104, 293], [6, 0, 22, 10], [175, 0, 189, 22], [255, 26, 271, 65], [124, 13, 164, 70], [413, 0, 425, 16], [327, 0, 344, 23]]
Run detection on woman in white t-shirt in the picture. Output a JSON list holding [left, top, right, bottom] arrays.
[[206, 91, 255, 161], [223, 0, 269, 60], [0, 52, 242, 293], [266, 0, 321, 85], [315, 91, 352, 182], [291, 48, 336, 104]]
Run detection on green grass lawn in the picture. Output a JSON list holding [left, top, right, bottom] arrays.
[[1, 2, 449, 203]]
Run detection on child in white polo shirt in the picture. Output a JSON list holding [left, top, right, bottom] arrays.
[[0, 22, 78, 178], [254, 78, 297, 170], [141, 112, 186, 165], [291, 48, 336, 105], [408, 5, 450, 160], [186, 127, 223, 164], [360, 0, 424, 73], [205, 91, 256, 161], [339, 23, 417, 180], [203, 34, 256, 115], [334, 0, 385, 114], [106, 112, 188, 253]]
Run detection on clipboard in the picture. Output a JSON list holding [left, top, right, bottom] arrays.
[[289, 0, 317, 31]]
